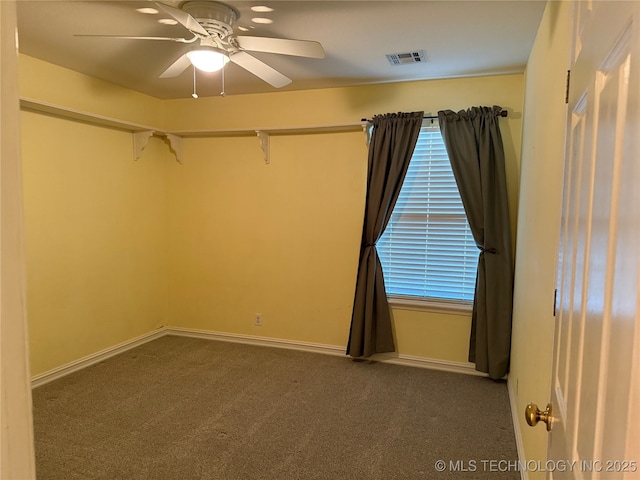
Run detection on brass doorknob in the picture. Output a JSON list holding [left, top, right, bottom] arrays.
[[525, 403, 553, 431]]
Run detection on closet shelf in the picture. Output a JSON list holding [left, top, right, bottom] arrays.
[[20, 97, 162, 133], [20, 97, 367, 164], [173, 123, 365, 137]]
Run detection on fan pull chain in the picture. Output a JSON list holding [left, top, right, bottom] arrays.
[[192, 67, 198, 99], [221, 65, 226, 97]]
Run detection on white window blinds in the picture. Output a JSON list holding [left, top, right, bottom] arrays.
[[377, 123, 478, 302]]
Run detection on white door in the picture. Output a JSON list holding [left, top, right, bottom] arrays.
[[545, 0, 640, 480], [549, 1, 639, 480]]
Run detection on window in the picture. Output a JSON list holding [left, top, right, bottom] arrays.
[[377, 122, 477, 304]]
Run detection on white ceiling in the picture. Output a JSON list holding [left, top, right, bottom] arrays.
[[16, 0, 547, 99]]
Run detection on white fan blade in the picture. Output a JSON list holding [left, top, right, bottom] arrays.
[[160, 54, 192, 78], [236, 36, 325, 58], [154, 2, 209, 37], [230, 51, 292, 88], [74, 35, 196, 43]]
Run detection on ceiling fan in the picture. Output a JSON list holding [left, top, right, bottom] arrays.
[[77, 1, 325, 90]]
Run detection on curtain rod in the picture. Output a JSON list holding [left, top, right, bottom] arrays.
[[361, 110, 508, 123]]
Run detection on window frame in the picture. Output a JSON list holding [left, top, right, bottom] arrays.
[[378, 120, 477, 314], [387, 294, 473, 315]]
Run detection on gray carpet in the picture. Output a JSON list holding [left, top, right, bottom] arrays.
[[33, 335, 519, 479]]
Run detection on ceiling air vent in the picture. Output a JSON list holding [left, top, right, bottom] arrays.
[[386, 50, 427, 66]]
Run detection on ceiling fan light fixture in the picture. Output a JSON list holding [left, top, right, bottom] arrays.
[[187, 48, 229, 72]]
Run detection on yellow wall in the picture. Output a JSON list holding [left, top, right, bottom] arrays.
[[165, 133, 365, 346], [162, 76, 524, 243], [509, 1, 571, 476], [20, 57, 173, 375], [20, 54, 524, 374], [20, 67, 172, 374], [163, 75, 524, 361], [19, 54, 162, 128], [391, 309, 471, 362]]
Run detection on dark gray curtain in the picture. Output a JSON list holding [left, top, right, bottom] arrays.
[[347, 111, 424, 358], [437, 106, 513, 379]]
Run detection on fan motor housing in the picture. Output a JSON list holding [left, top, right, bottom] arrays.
[[181, 1, 239, 38]]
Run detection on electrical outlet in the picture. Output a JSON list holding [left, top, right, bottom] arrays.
[[255, 313, 262, 326]]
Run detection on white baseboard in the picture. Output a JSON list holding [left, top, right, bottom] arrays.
[[31, 327, 168, 388], [32, 326, 486, 388], [371, 352, 485, 376], [166, 327, 346, 356], [508, 376, 529, 480], [166, 326, 484, 376]]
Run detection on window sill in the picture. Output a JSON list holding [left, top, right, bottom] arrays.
[[388, 296, 473, 316]]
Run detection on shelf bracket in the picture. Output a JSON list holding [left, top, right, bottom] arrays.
[[133, 131, 183, 164], [256, 130, 270, 164], [164, 133, 183, 164], [133, 130, 154, 160]]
